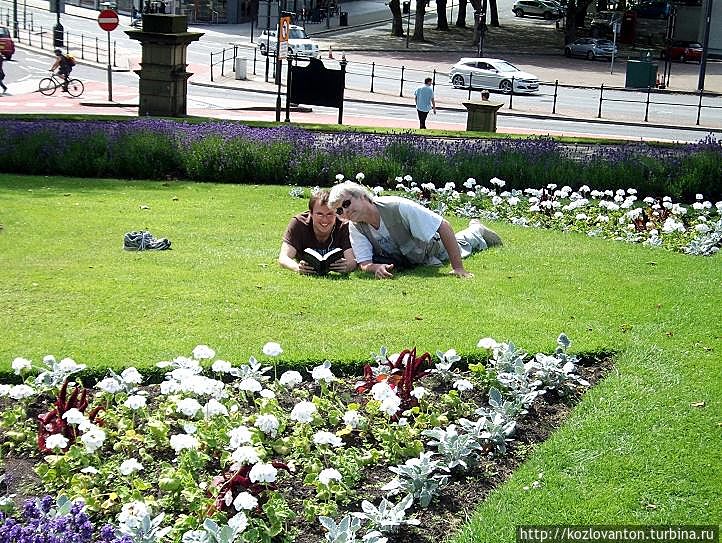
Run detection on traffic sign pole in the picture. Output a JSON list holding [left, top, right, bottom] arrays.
[[97, 9, 119, 102]]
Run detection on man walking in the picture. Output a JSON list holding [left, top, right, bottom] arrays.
[[328, 181, 502, 280], [0, 55, 7, 95], [414, 77, 436, 129]]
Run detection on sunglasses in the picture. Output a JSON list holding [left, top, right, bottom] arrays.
[[336, 199, 352, 215]]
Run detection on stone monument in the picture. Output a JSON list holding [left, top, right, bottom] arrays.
[[126, 14, 203, 117]]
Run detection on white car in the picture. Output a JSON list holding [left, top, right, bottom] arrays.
[[449, 58, 540, 94], [258, 25, 320, 58]]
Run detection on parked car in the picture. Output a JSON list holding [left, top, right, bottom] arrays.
[[258, 25, 320, 58], [630, 0, 671, 18], [661, 40, 703, 62], [564, 38, 618, 60], [449, 58, 540, 94], [512, 0, 563, 19], [0, 26, 15, 60]]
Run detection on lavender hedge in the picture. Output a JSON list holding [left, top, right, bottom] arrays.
[[1, 119, 720, 200]]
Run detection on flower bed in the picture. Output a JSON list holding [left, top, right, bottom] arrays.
[[0, 119, 720, 201], [1, 336, 608, 543]]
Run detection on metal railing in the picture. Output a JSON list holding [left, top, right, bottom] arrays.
[[210, 45, 240, 82], [12, 26, 118, 67]]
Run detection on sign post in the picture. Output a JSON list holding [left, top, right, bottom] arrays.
[[97, 9, 119, 102], [275, 15, 291, 121]]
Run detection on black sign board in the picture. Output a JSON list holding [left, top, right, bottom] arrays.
[[290, 58, 345, 108]]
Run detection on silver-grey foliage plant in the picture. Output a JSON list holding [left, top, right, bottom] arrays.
[[382, 451, 449, 508]]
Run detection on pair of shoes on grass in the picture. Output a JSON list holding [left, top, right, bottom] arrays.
[[469, 219, 503, 248], [123, 230, 171, 251]]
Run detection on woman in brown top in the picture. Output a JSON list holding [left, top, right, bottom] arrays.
[[278, 190, 357, 275]]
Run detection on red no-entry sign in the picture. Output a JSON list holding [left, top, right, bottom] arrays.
[[98, 9, 119, 31]]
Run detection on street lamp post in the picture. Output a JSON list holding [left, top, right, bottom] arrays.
[[405, 2, 411, 48], [12, 0, 18, 38], [53, 0, 64, 48]]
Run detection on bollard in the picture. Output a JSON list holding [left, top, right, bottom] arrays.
[[644, 85, 651, 122], [509, 77, 514, 110], [696, 90, 703, 126], [370, 62, 375, 93], [399, 65, 404, 97], [552, 79, 558, 114], [598, 83, 604, 118]]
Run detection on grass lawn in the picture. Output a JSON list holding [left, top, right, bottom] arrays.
[[1, 175, 720, 539]]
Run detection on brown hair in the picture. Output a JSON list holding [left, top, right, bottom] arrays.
[[308, 189, 331, 212]]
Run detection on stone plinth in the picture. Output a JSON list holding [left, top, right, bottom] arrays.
[[462, 100, 504, 133], [126, 15, 203, 117]]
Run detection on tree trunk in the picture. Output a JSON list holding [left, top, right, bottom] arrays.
[[488, 0, 499, 26], [389, 0, 404, 36], [455, 0, 467, 27], [411, 0, 426, 41], [564, 0, 577, 43], [436, 0, 449, 30], [469, 0, 482, 44]]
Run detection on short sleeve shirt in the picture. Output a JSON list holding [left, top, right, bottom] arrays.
[[414, 84, 434, 113], [283, 211, 351, 258], [349, 198, 442, 263]]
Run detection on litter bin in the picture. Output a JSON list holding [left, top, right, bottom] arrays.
[[339, 11, 348, 25], [402, 1, 410, 13], [625, 59, 657, 88], [235, 57, 247, 80]]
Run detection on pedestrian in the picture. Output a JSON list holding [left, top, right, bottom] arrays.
[[414, 77, 436, 129], [0, 56, 7, 95], [328, 181, 502, 280], [278, 189, 356, 275], [480, 89, 490, 101]]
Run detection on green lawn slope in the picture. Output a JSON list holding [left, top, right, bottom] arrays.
[[1, 175, 720, 539]]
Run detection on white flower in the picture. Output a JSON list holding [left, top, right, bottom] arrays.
[[192, 345, 216, 360], [373, 186, 384, 196], [249, 462, 278, 483], [695, 223, 711, 233], [170, 434, 199, 454], [80, 467, 99, 475], [231, 446, 261, 466], [124, 395, 147, 410], [233, 492, 258, 511], [254, 414, 279, 437], [463, 177, 476, 189], [410, 386, 427, 400], [0, 385, 10, 397], [228, 512, 249, 533], [371, 381, 396, 402], [318, 468, 342, 485], [212, 359, 233, 373], [238, 378, 263, 393], [119, 458, 144, 476], [290, 401, 317, 423], [696, 193, 704, 200], [117, 501, 150, 531], [80, 426, 106, 453], [262, 342, 283, 357], [260, 389, 275, 399], [311, 362, 335, 383], [120, 367, 143, 385], [343, 410, 363, 429], [9, 384, 35, 400], [380, 396, 401, 417], [203, 398, 229, 418], [62, 408, 88, 426], [183, 422, 197, 435], [228, 425, 253, 449], [12, 357, 32, 375], [279, 371, 303, 388], [490, 177, 506, 187], [45, 434, 69, 450], [335, 173, 345, 181], [453, 379, 474, 392], [176, 397, 203, 418], [313, 430, 344, 448], [477, 337, 499, 350], [97, 377, 123, 394], [355, 172, 365, 181]]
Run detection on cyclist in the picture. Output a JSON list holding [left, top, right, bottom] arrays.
[[50, 49, 73, 92]]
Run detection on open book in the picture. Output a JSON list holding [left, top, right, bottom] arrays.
[[302, 247, 343, 275]]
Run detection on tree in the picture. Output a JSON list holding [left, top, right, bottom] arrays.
[[411, 0, 427, 41], [455, 0, 468, 27], [388, 0, 404, 36], [436, 0, 450, 30], [488, 0, 499, 26]]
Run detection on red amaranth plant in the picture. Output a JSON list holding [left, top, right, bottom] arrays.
[[211, 461, 290, 514], [37, 377, 103, 454], [356, 348, 433, 411]]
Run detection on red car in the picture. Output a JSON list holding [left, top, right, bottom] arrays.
[[661, 40, 703, 63], [0, 26, 15, 60]]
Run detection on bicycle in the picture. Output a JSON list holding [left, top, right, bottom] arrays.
[[38, 73, 85, 97]]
